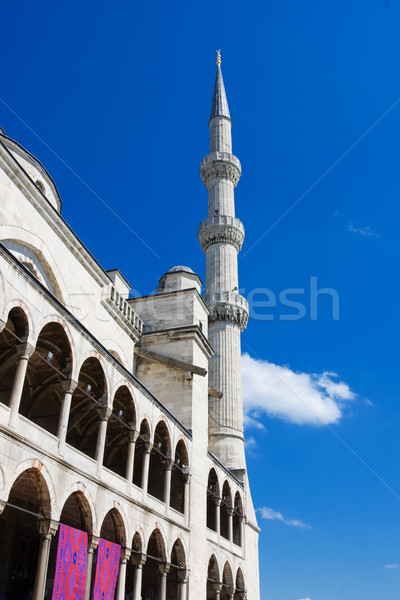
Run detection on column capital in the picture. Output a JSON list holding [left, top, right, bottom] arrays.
[[163, 458, 175, 470], [131, 552, 146, 567], [98, 406, 112, 421], [61, 379, 78, 394], [212, 582, 222, 593], [128, 426, 140, 443], [16, 342, 35, 359], [227, 507, 234, 517], [214, 496, 222, 507], [87, 533, 100, 551], [144, 441, 153, 453], [38, 519, 59, 538], [120, 547, 131, 563], [158, 562, 170, 576], [177, 568, 189, 583]]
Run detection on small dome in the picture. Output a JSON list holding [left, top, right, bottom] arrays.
[[168, 265, 195, 274]]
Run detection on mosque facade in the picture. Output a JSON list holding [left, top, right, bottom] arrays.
[[0, 57, 260, 600]]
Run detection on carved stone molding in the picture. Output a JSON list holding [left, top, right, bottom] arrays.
[[198, 216, 245, 253], [200, 152, 241, 188], [205, 292, 249, 331]]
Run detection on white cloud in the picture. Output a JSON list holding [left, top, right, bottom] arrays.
[[244, 436, 258, 456], [347, 223, 380, 239], [298, 598, 312, 600], [385, 563, 399, 570], [242, 353, 355, 426], [257, 506, 311, 530]]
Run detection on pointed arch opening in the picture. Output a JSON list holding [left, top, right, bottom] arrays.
[[222, 561, 234, 600], [148, 421, 171, 501], [233, 491, 243, 547], [133, 419, 150, 488], [142, 529, 166, 600], [220, 480, 232, 540], [207, 468, 220, 531], [103, 385, 136, 478], [0, 468, 52, 599], [207, 554, 220, 600], [167, 539, 186, 600], [66, 358, 106, 460], [100, 508, 125, 546], [20, 321, 72, 435], [235, 567, 246, 600], [126, 532, 143, 599], [170, 440, 189, 513]]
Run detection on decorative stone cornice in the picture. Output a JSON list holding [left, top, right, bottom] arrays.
[[205, 292, 249, 331], [200, 152, 241, 188], [198, 215, 245, 252]]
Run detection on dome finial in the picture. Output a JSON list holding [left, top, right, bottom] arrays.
[[216, 49, 221, 66]]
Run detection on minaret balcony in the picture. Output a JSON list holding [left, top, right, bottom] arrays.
[[198, 215, 245, 253], [200, 151, 241, 188], [204, 291, 249, 331]]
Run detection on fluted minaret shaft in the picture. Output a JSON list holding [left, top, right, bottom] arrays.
[[199, 61, 248, 471]]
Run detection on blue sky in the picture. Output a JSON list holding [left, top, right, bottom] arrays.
[[2, 1, 400, 598]]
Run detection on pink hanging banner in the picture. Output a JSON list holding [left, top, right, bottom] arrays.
[[52, 523, 88, 600], [92, 538, 121, 600]]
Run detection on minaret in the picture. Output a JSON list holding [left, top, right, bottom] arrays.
[[199, 52, 248, 472]]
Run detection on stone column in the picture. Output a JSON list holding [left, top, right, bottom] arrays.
[[183, 472, 190, 526], [163, 459, 174, 506], [95, 406, 111, 476], [84, 535, 99, 600], [132, 553, 146, 600], [178, 569, 188, 600], [227, 588, 235, 600], [125, 427, 139, 492], [240, 515, 245, 548], [141, 442, 152, 493], [57, 379, 77, 455], [32, 520, 59, 600], [215, 497, 221, 535], [8, 342, 34, 428], [116, 547, 131, 600], [159, 563, 170, 600], [213, 583, 222, 600], [228, 507, 234, 541]]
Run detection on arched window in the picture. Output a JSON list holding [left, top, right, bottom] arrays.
[[103, 385, 136, 478], [170, 440, 189, 513], [233, 491, 243, 546], [206, 468, 220, 531], [66, 357, 106, 460], [206, 555, 220, 600], [235, 567, 246, 600], [222, 562, 234, 600], [167, 539, 186, 600], [0, 469, 52, 598], [148, 421, 171, 501], [20, 321, 72, 436], [142, 529, 166, 600], [133, 419, 150, 487], [220, 480, 232, 540]]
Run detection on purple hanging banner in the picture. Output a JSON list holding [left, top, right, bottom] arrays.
[[52, 523, 88, 600], [92, 538, 121, 600]]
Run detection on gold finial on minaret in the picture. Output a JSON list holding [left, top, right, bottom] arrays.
[[216, 49, 221, 66]]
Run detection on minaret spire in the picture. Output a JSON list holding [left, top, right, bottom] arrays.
[[210, 52, 231, 122], [199, 56, 248, 472]]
